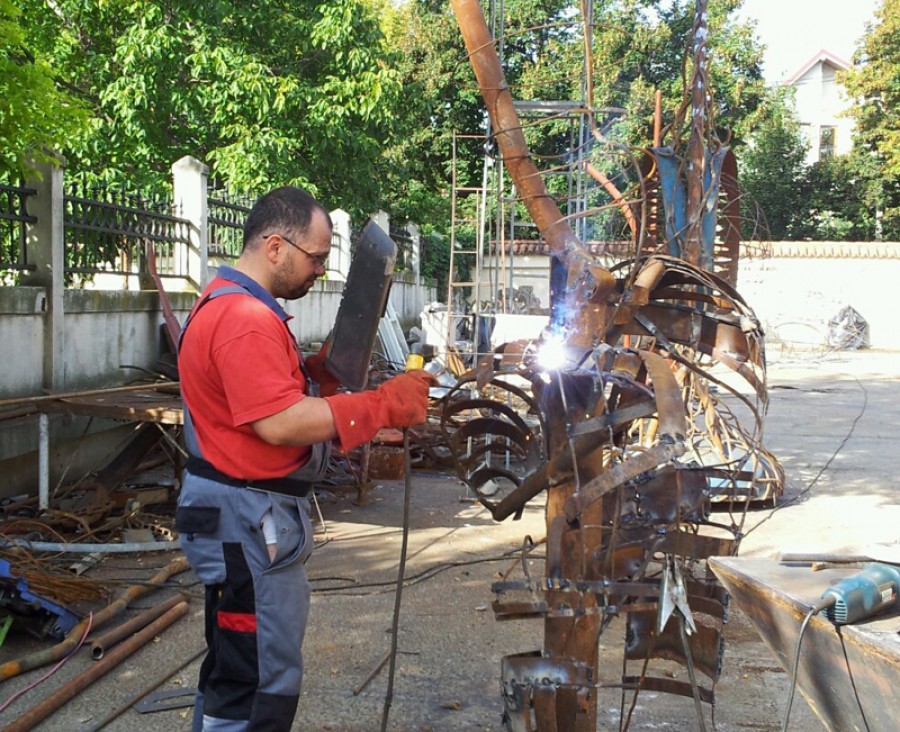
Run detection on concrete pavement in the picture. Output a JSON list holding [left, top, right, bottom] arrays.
[[0, 348, 897, 731]]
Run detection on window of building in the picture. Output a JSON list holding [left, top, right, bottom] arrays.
[[819, 126, 836, 159]]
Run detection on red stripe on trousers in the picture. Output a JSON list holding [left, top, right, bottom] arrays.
[[217, 610, 257, 633]]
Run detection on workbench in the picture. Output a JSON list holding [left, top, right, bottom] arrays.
[[33, 384, 183, 509], [709, 556, 900, 732]]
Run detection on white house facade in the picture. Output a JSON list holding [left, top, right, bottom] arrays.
[[783, 49, 855, 164]]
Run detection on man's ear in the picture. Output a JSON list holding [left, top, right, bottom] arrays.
[[262, 234, 282, 263]]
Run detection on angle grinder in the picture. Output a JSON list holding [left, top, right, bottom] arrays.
[[817, 561, 900, 624]]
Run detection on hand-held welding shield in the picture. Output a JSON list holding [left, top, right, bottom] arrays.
[[324, 220, 397, 391]]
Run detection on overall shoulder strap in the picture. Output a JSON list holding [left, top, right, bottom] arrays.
[[178, 285, 250, 350]]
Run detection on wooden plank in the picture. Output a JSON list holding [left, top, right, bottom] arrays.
[[709, 557, 900, 732], [41, 388, 183, 425]]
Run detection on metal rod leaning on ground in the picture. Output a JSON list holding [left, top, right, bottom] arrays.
[[354, 650, 391, 696], [0, 601, 189, 732], [0, 555, 189, 681], [379, 428, 414, 732], [89, 593, 189, 660], [82, 645, 206, 732]]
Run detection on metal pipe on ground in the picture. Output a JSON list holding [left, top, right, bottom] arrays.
[[0, 601, 189, 732], [0, 556, 189, 682], [89, 593, 189, 660]]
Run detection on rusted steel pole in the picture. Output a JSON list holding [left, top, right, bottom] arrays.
[[585, 163, 638, 240], [0, 601, 189, 732], [0, 556, 189, 681], [89, 593, 189, 660], [683, 0, 709, 266], [0, 381, 177, 410], [654, 89, 663, 147], [450, 0, 580, 260]]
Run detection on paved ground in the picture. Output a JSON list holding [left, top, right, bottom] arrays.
[[1, 348, 898, 731]]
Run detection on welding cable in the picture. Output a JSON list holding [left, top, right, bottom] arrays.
[[379, 428, 414, 732], [781, 596, 835, 732], [0, 613, 93, 716], [309, 550, 546, 595], [743, 376, 867, 540]]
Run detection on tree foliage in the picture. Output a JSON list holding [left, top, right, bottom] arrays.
[[0, 0, 87, 177], [842, 0, 900, 176], [10, 0, 770, 241], [841, 0, 900, 238], [739, 88, 808, 239], [16, 0, 401, 215]]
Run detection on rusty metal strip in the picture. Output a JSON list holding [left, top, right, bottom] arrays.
[[635, 350, 686, 439], [625, 611, 723, 680], [656, 531, 737, 559], [621, 675, 715, 704], [564, 441, 686, 523]]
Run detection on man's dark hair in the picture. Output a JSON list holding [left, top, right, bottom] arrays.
[[243, 187, 332, 250]]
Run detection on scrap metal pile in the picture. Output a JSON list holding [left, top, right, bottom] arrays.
[[444, 0, 784, 729]]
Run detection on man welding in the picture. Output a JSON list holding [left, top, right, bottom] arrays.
[[176, 186, 433, 732]]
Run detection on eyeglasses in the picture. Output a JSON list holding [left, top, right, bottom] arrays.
[[268, 233, 328, 269]]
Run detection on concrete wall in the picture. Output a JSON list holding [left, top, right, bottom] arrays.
[[733, 245, 899, 351], [0, 276, 435, 498], [479, 242, 900, 351]]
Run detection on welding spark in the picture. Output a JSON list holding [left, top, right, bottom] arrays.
[[537, 334, 567, 373]]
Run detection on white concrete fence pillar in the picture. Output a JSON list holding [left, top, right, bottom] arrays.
[[330, 208, 352, 282], [22, 153, 66, 393], [371, 209, 390, 236], [172, 155, 209, 291], [407, 222, 421, 286]]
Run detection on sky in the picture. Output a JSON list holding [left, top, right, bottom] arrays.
[[736, 0, 882, 81]]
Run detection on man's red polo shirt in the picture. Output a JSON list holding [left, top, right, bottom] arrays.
[[179, 277, 312, 480]]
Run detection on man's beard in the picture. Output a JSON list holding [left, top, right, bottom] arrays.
[[272, 261, 315, 301]]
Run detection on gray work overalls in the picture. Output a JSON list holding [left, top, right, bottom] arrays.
[[176, 268, 329, 732]]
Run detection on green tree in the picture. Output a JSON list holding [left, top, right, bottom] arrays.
[[17, 0, 401, 215], [842, 0, 900, 176], [797, 148, 899, 241], [0, 0, 87, 177], [739, 88, 808, 239], [841, 0, 900, 238]]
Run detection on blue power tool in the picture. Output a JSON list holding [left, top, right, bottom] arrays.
[[819, 562, 900, 625]]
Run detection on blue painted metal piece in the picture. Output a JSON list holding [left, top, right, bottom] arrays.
[[0, 557, 81, 639], [654, 146, 729, 270]]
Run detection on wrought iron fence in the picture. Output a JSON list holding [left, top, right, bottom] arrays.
[[208, 187, 253, 258], [389, 224, 414, 271], [64, 182, 191, 278], [0, 179, 37, 272]]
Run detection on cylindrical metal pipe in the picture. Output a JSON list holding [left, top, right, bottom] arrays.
[[89, 593, 188, 660], [0, 556, 189, 681], [0, 539, 181, 554], [0, 601, 189, 732], [38, 413, 49, 510]]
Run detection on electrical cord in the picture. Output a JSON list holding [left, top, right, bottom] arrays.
[[743, 376, 867, 540], [781, 596, 835, 732], [0, 613, 94, 715]]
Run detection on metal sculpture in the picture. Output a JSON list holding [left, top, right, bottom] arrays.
[[446, 0, 783, 729]]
